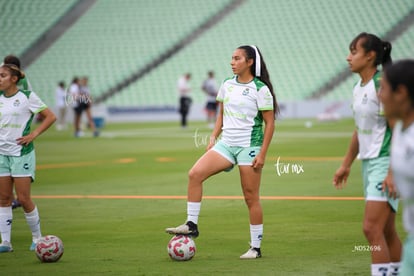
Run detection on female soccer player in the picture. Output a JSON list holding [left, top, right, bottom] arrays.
[[0, 64, 56, 253], [166, 45, 278, 259], [333, 33, 402, 275], [2, 55, 32, 209], [380, 59, 414, 276]]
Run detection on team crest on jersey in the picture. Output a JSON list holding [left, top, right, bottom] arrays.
[[362, 94, 368, 104], [406, 146, 414, 160], [242, 88, 250, 96], [227, 86, 234, 92], [13, 99, 20, 107]]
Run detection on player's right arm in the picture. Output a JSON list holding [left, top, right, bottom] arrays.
[[207, 102, 223, 151], [333, 129, 359, 189]]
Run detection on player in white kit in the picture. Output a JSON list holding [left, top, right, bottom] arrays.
[[333, 33, 402, 275], [380, 59, 414, 276], [166, 45, 279, 259], [0, 64, 56, 253]]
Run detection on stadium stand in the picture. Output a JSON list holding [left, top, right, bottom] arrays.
[[12, 0, 414, 109], [24, 0, 233, 106], [0, 0, 78, 58]]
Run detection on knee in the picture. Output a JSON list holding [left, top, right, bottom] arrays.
[[0, 193, 12, 207], [363, 222, 382, 241], [243, 192, 260, 208], [188, 167, 204, 183]]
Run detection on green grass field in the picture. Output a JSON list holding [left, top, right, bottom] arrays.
[[0, 118, 405, 275]]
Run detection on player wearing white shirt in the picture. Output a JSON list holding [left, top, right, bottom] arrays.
[[55, 81, 67, 131], [167, 45, 279, 259], [380, 60, 414, 276], [177, 73, 192, 128], [0, 64, 56, 253], [333, 33, 402, 276], [201, 71, 219, 128]]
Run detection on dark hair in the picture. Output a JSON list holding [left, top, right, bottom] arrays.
[[384, 59, 414, 107], [238, 45, 280, 116], [1, 64, 25, 82], [349, 32, 392, 67], [3, 55, 21, 69]]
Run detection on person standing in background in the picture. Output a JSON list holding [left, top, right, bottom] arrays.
[[79, 77, 99, 137], [55, 81, 66, 131], [177, 73, 192, 128], [201, 71, 219, 129]]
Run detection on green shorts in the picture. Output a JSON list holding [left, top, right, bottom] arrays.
[[0, 150, 36, 180], [401, 236, 414, 276], [362, 156, 398, 212], [212, 140, 261, 171]]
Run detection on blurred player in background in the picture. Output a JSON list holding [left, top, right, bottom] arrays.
[[55, 81, 67, 131], [177, 73, 192, 128], [79, 76, 98, 137], [166, 45, 279, 259], [0, 64, 56, 253], [380, 59, 414, 276], [201, 71, 219, 128], [333, 33, 402, 276], [69, 77, 82, 137]]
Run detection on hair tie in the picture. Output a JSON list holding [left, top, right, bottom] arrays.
[[250, 45, 261, 77]]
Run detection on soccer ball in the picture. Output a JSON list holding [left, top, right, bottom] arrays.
[[35, 235, 64, 263], [167, 235, 196, 261]]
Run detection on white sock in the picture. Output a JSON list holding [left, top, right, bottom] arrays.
[[389, 262, 401, 276], [24, 206, 42, 242], [186, 202, 201, 224], [0, 206, 12, 243], [371, 263, 390, 276], [250, 224, 263, 249]]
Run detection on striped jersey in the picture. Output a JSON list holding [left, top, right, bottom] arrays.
[[0, 90, 47, 156], [391, 121, 414, 235], [352, 71, 391, 159], [216, 76, 274, 147]]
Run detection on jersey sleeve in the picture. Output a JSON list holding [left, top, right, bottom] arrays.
[[29, 91, 47, 114], [257, 86, 274, 111], [216, 82, 226, 102]]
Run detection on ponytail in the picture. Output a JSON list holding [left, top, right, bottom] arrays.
[[350, 32, 392, 67], [238, 45, 280, 116], [381, 41, 392, 67]]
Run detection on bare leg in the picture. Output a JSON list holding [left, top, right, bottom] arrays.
[[239, 166, 262, 225], [187, 150, 233, 202], [363, 201, 394, 263]]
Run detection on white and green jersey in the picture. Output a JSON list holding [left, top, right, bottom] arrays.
[[352, 71, 391, 159], [391, 121, 414, 236], [216, 76, 274, 147], [0, 90, 47, 156]]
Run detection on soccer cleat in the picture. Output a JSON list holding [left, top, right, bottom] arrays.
[[165, 221, 199, 238], [240, 247, 261, 259], [30, 241, 37, 251], [0, 241, 13, 253], [11, 199, 21, 209]]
